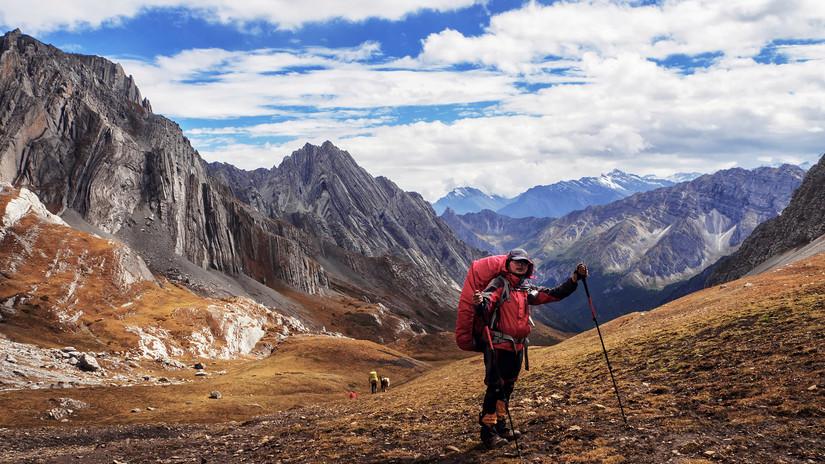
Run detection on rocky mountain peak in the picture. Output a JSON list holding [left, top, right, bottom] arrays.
[[0, 33, 477, 336], [1, 29, 151, 119], [278, 141, 364, 184], [707, 154, 825, 284], [211, 140, 477, 284]]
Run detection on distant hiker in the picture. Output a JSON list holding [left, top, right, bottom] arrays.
[[456, 248, 587, 449], [369, 370, 379, 394], [380, 376, 390, 392], [348, 391, 358, 400]]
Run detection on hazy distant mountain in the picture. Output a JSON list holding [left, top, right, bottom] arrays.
[[439, 208, 553, 254], [523, 165, 805, 331], [432, 187, 511, 215], [662, 172, 704, 183], [497, 169, 674, 218]]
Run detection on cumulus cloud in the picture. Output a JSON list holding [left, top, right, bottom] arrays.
[[191, 47, 824, 200], [12, 0, 823, 201], [0, 0, 481, 34], [418, 1, 825, 71], [117, 43, 518, 118]]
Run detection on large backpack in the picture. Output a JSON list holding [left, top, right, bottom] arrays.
[[455, 255, 508, 351]]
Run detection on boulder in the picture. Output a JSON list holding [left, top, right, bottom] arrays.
[[77, 354, 100, 372]]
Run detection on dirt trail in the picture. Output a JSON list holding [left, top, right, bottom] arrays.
[[2, 256, 824, 463]]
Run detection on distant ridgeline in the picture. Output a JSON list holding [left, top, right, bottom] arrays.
[[441, 165, 807, 332], [432, 169, 695, 218]]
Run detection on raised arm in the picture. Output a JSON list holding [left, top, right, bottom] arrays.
[[528, 263, 588, 305]]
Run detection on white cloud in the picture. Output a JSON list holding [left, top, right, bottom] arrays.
[[116, 44, 518, 119], [0, 0, 482, 34], [418, 0, 825, 71], [777, 42, 825, 62], [198, 142, 292, 170], [11, 0, 824, 202], [182, 45, 825, 200], [189, 110, 394, 141]]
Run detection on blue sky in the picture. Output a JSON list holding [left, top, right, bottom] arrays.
[[2, 1, 825, 200]]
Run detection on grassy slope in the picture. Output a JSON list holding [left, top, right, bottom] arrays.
[[0, 335, 428, 428], [2, 251, 820, 463]]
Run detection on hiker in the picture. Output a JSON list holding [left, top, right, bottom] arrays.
[[468, 249, 587, 449], [380, 376, 390, 392], [369, 370, 379, 394]]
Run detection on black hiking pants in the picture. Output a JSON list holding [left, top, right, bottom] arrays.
[[482, 347, 524, 415]]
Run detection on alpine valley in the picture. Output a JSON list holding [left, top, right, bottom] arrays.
[[1, 28, 824, 464], [443, 165, 806, 331]]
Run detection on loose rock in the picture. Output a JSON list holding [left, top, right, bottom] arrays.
[[210, 391, 222, 399], [78, 354, 100, 372]]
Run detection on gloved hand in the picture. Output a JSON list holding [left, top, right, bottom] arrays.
[[571, 263, 588, 282]]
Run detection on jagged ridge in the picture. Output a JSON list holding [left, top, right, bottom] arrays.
[[0, 30, 476, 335], [707, 153, 825, 284]]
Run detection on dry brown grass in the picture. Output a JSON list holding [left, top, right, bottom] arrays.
[[4, 251, 807, 463], [0, 335, 428, 428]]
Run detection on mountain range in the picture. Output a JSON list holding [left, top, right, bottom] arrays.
[[433, 169, 697, 218], [0, 30, 479, 354], [431, 187, 511, 215], [444, 165, 805, 331], [0, 28, 821, 347]]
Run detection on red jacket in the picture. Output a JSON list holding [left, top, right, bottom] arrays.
[[484, 271, 578, 351]]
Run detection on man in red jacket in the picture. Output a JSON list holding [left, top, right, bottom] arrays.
[[472, 248, 587, 449]]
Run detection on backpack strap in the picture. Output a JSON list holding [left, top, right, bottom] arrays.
[[483, 276, 510, 330]]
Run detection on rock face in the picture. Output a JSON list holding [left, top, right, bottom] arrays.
[[0, 30, 330, 295], [707, 154, 825, 284], [431, 187, 512, 215], [497, 169, 675, 218], [439, 208, 553, 254], [0, 30, 476, 335], [209, 143, 481, 329], [522, 165, 805, 331], [208, 143, 476, 285]]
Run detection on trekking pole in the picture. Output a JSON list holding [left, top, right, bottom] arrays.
[[580, 277, 628, 425], [504, 400, 522, 460]]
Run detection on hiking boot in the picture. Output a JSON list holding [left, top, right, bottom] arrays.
[[495, 419, 521, 441], [480, 425, 508, 449], [479, 412, 507, 449]]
